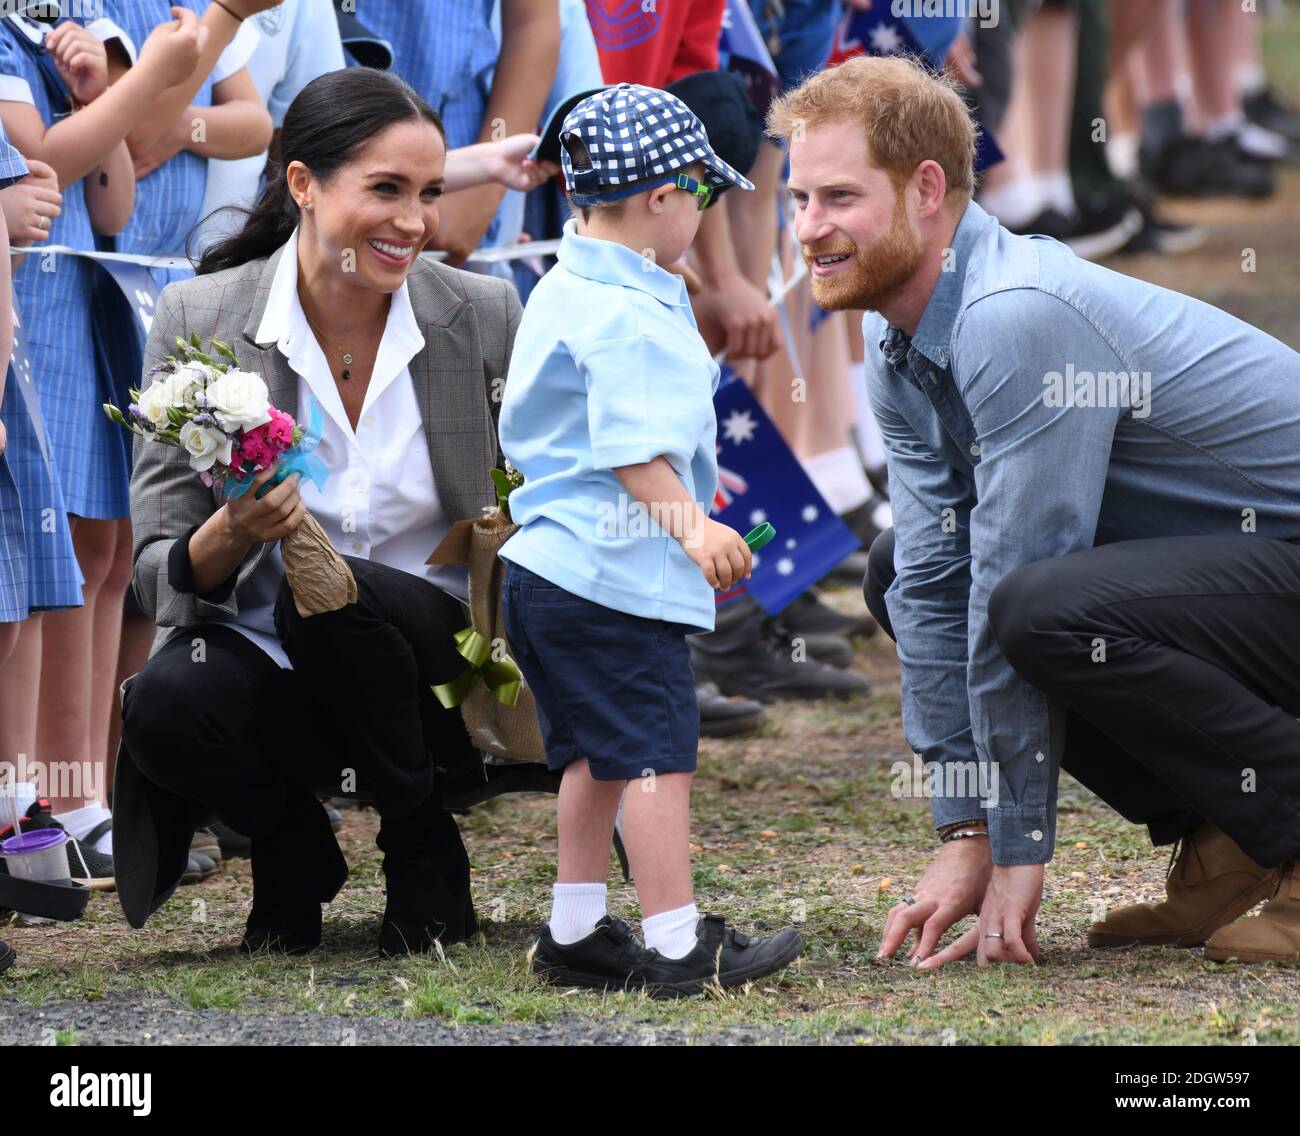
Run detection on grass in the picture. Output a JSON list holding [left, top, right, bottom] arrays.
[[6, 627, 1300, 1044]]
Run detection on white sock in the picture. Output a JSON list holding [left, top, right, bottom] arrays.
[[1204, 111, 1245, 142], [1236, 62, 1267, 97], [549, 882, 607, 945], [53, 803, 113, 854], [802, 446, 871, 515], [643, 902, 700, 960], [1033, 170, 1075, 217], [979, 177, 1042, 228]]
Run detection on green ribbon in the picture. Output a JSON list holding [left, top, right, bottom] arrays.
[[431, 626, 524, 710]]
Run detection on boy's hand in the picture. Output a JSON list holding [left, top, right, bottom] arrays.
[[45, 22, 109, 104], [681, 517, 751, 590]]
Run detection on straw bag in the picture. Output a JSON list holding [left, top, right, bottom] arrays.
[[427, 507, 545, 763]]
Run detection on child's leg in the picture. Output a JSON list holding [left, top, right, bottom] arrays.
[[620, 771, 700, 958], [550, 758, 622, 944], [556, 758, 622, 882]]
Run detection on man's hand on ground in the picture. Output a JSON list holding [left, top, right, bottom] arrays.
[[976, 863, 1043, 966], [878, 835, 992, 966]]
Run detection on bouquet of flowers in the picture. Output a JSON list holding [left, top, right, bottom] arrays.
[[105, 334, 357, 617]]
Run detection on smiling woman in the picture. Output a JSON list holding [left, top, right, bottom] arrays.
[[117, 67, 524, 958]]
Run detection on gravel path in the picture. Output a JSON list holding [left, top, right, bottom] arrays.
[[0, 993, 838, 1046]]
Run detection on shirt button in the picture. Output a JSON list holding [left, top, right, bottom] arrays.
[[351, 541, 363, 553], [969, 443, 981, 457], [1030, 830, 1043, 842], [1035, 751, 1045, 763]]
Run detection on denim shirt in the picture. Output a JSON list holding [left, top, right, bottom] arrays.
[[867, 201, 1300, 865]]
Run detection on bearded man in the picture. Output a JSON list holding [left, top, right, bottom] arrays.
[[767, 55, 1300, 967]]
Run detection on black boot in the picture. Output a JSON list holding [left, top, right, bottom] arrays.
[[376, 789, 478, 956], [689, 596, 870, 703], [240, 787, 348, 956]]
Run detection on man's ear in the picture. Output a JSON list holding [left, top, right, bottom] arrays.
[[913, 159, 948, 220]]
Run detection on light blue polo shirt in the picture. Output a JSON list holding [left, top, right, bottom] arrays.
[[498, 219, 721, 631]]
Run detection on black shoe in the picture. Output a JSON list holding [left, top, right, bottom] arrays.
[[240, 789, 347, 956], [376, 791, 477, 956], [689, 596, 871, 703], [697, 681, 766, 738], [180, 851, 219, 886], [779, 589, 877, 640], [531, 915, 659, 991], [1140, 134, 1274, 199], [1117, 188, 1207, 256], [210, 821, 252, 860], [778, 620, 854, 668], [1245, 87, 1300, 144], [0, 939, 13, 974], [1008, 202, 1141, 261], [0, 800, 114, 891], [634, 915, 804, 998]]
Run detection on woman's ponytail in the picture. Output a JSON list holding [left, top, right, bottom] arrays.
[[194, 165, 299, 276]]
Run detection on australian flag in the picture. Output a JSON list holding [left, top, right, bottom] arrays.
[[711, 367, 860, 615]]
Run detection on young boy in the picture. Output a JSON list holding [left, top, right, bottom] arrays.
[[499, 84, 803, 996]]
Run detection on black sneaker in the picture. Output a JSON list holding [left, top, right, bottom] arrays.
[[1009, 202, 1141, 261], [0, 800, 114, 891], [1140, 134, 1274, 199], [531, 915, 659, 991], [634, 915, 804, 998], [1118, 189, 1207, 256], [1245, 87, 1300, 144]]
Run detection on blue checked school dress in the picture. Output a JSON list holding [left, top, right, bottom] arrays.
[[0, 113, 82, 617], [0, 16, 132, 521], [102, 0, 211, 289]]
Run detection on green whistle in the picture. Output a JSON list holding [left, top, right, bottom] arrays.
[[744, 522, 775, 551]]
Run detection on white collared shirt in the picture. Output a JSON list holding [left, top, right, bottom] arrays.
[[221, 229, 465, 668]]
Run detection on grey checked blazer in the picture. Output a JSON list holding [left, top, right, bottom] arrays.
[[129, 243, 522, 645]]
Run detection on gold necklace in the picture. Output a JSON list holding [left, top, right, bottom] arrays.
[[302, 311, 357, 382]]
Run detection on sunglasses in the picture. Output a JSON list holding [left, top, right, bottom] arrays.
[[674, 173, 715, 211]]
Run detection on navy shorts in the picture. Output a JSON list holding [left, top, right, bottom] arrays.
[[501, 562, 700, 780]]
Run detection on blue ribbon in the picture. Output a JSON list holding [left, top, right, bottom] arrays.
[[223, 397, 330, 501]]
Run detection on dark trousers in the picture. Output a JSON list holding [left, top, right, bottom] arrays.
[[865, 528, 1300, 868], [122, 558, 481, 893]]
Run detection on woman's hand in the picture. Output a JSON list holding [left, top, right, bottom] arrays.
[[221, 461, 306, 546], [0, 160, 61, 243], [45, 22, 109, 105]]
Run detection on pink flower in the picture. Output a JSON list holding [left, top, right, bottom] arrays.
[[264, 408, 296, 451], [239, 432, 274, 471]]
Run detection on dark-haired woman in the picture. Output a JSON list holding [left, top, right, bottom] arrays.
[[115, 67, 533, 956]]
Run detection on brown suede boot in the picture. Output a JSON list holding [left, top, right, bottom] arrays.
[[1205, 857, 1300, 963], [1087, 822, 1278, 948]]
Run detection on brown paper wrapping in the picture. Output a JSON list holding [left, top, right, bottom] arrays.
[[428, 508, 545, 763], [281, 510, 358, 617]]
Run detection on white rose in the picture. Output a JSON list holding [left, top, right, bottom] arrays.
[[179, 420, 233, 473], [137, 380, 174, 429], [204, 369, 272, 433], [166, 365, 209, 411]]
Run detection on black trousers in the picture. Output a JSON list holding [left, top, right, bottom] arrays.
[[865, 528, 1300, 868], [122, 557, 480, 871]]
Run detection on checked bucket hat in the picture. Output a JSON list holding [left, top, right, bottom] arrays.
[[558, 83, 755, 207]]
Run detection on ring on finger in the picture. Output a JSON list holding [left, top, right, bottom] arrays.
[[983, 931, 1004, 939], [903, 896, 917, 906]]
